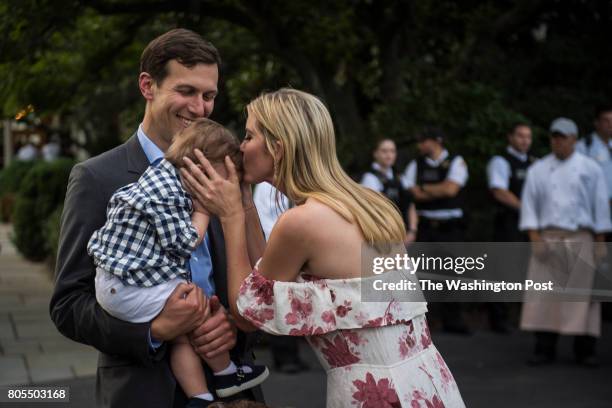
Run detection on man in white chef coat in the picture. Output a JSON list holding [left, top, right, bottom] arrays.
[[519, 117, 611, 367]]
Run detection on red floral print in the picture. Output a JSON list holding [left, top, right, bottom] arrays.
[[436, 352, 453, 387], [421, 320, 432, 349], [410, 389, 445, 408], [336, 300, 352, 317], [320, 334, 361, 368], [284, 291, 313, 325], [242, 307, 274, 327], [250, 273, 275, 305], [330, 289, 337, 302], [322, 310, 336, 325], [399, 325, 417, 358], [288, 324, 324, 336], [343, 329, 365, 346], [352, 373, 401, 408]]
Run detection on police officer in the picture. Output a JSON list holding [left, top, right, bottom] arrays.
[[402, 127, 470, 334], [361, 138, 418, 243], [488, 122, 537, 242], [520, 117, 611, 366], [486, 123, 536, 332]]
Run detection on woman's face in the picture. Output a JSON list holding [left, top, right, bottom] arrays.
[[241, 114, 276, 184], [373, 140, 396, 168]]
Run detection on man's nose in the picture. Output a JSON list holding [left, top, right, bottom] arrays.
[[188, 97, 206, 118]]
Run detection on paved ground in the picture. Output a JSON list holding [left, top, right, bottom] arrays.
[[0, 224, 98, 388], [2, 222, 612, 407]]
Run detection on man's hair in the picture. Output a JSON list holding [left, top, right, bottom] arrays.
[[140, 28, 221, 84], [415, 126, 445, 144], [595, 104, 612, 119], [508, 121, 531, 135], [165, 118, 242, 173]]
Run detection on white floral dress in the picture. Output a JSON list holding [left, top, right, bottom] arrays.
[[237, 265, 466, 408]]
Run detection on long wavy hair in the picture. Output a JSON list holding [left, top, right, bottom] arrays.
[[246, 88, 405, 248]]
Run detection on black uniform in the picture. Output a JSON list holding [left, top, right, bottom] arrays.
[[368, 166, 413, 226], [413, 154, 470, 334], [493, 151, 536, 242], [415, 154, 466, 242]]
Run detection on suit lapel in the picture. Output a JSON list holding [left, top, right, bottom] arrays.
[[125, 133, 150, 175]]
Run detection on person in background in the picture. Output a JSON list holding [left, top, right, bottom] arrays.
[[576, 104, 612, 209], [520, 117, 610, 367], [16, 137, 39, 161], [361, 138, 418, 244], [402, 127, 471, 334], [42, 135, 61, 162], [252, 182, 309, 374], [486, 122, 536, 333]]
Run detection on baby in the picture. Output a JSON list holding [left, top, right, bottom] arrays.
[[88, 118, 268, 408]]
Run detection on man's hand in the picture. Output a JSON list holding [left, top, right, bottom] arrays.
[[189, 295, 237, 359], [150, 283, 210, 342]]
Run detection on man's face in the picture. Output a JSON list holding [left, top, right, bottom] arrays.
[[595, 111, 612, 139], [373, 140, 397, 168], [417, 139, 436, 156], [550, 133, 576, 160], [144, 60, 218, 149], [508, 125, 532, 154]]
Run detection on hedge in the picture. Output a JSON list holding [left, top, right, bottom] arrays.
[[12, 159, 74, 261]]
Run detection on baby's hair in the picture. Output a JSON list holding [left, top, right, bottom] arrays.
[[165, 118, 242, 172]]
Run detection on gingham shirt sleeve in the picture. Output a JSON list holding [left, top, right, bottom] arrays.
[[143, 194, 199, 259], [140, 164, 199, 259]]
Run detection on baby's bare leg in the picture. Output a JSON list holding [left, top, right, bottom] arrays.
[[202, 349, 232, 373], [171, 335, 209, 397]]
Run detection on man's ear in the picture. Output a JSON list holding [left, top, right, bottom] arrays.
[[139, 72, 155, 101]]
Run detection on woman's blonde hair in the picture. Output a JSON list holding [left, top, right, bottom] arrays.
[[246, 88, 405, 248]]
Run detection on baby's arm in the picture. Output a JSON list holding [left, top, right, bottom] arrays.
[[191, 205, 209, 246]]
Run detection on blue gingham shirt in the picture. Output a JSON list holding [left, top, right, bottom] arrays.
[[87, 159, 199, 287]]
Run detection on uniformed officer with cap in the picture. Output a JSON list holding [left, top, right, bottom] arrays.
[[486, 122, 537, 332], [402, 126, 470, 334], [520, 117, 611, 366]]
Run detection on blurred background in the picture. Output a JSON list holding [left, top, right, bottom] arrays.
[[1, 1, 612, 407]]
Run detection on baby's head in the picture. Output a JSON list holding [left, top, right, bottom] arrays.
[[165, 118, 242, 178]]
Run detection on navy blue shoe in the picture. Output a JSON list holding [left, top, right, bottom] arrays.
[[215, 364, 269, 398], [185, 397, 215, 408]]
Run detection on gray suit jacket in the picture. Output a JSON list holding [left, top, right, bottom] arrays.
[[49, 134, 262, 407]]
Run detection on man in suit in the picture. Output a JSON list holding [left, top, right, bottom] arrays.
[[49, 28, 265, 407]]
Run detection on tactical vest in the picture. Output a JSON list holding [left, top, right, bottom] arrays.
[[415, 154, 464, 213], [499, 151, 536, 210], [493, 151, 536, 241], [368, 167, 412, 217]]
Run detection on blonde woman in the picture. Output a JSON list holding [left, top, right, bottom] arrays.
[[181, 89, 465, 407]]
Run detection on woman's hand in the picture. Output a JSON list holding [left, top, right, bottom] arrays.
[[180, 149, 243, 221]]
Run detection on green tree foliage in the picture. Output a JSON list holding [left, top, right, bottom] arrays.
[[1, 1, 611, 239]]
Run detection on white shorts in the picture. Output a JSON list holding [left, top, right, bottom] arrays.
[[95, 267, 187, 323]]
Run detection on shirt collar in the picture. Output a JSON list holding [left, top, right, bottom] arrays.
[[426, 149, 449, 166], [372, 162, 393, 178], [507, 146, 528, 162], [137, 124, 164, 165]]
